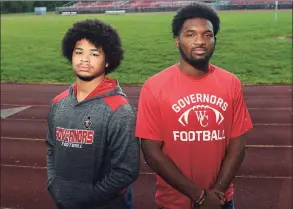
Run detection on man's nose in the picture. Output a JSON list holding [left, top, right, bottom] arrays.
[[81, 54, 90, 62], [192, 35, 206, 46]]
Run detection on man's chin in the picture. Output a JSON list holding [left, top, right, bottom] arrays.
[[76, 74, 96, 82], [189, 59, 209, 69]]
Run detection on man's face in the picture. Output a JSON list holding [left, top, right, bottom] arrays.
[[72, 39, 107, 81], [176, 18, 216, 70]]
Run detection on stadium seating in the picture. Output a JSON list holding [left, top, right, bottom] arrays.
[[70, 0, 208, 9], [56, 0, 292, 13]]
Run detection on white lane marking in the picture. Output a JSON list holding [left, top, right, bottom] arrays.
[[1, 164, 292, 179], [1, 106, 31, 119]]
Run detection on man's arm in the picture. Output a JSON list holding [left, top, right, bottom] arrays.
[[141, 139, 203, 200], [212, 134, 246, 193], [136, 84, 206, 202], [213, 78, 253, 194], [46, 104, 55, 185], [93, 105, 140, 204]]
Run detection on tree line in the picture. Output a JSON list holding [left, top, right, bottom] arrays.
[[1, 1, 72, 14]]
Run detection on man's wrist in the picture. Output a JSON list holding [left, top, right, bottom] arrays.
[[213, 181, 225, 193], [188, 186, 204, 201], [191, 189, 207, 208], [186, 184, 203, 200]]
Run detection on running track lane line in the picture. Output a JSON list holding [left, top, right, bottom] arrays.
[[1, 137, 293, 148], [2, 118, 293, 126], [1, 136, 293, 147], [1, 164, 292, 180], [1, 104, 292, 110]]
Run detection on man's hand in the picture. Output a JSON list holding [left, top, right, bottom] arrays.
[[210, 189, 225, 204], [192, 189, 225, 209]]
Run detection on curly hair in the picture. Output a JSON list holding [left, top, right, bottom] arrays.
[[62, 19, 124, 74], [172, 2, 220, 38]]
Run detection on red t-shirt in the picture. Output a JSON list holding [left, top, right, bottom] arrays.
[[135, 64, 253, 209]]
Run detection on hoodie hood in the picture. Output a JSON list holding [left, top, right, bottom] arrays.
[[70, 77, 126, 102]]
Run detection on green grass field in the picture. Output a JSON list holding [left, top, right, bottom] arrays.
[[1, 11, 292, 85]]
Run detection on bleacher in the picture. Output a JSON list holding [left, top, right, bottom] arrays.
[[65, 0, 205, 9], [72, 1, 126, 8], [55, 0, 292, 14]]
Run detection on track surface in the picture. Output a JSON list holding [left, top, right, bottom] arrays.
[[1, 83, 292, 209]]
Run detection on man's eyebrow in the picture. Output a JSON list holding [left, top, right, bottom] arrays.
[[183, 29, 213, 33], [74, 47, 100, 52], [182, 29, 195, 33]]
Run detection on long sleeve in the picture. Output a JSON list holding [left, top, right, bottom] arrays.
[[93, 104, 140, 204], [46, 104, 55, 183]]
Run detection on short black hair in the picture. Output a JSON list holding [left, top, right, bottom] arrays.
[[62, 19, 124, 74], [172, 2, 220, 38]]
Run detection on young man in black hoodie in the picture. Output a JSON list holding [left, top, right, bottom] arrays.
[[46, 19, 140, 209]]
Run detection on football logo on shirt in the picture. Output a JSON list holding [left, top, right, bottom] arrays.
[[178, 105, 224, 127], [171, 93, 228, 142], [84, 116, 92, 129]]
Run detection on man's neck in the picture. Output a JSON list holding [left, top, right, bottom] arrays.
[[76, 75, 105, 102], [178, 59, 209, 78]]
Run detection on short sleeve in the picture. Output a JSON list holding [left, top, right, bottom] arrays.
[[135, 84, 162, 141], [231, 80, 253, 138]]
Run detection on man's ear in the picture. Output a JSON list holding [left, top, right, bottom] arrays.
[[175, 36, 179, 48], [214, 36, 217, 47]]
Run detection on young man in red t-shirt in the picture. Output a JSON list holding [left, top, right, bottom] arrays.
[[135, 2, 253, 209]]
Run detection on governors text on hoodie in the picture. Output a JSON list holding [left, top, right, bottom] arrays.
[[46, 19, 140, 209]]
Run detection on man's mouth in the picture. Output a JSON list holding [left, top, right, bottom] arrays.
[[192, 48, 207, 55], [78, 65, 91, 71]]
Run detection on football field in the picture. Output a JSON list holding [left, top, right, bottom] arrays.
[[1, 10, 292, 84]]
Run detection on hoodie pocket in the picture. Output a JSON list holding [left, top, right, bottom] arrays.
[[50, 176, 95, 209]]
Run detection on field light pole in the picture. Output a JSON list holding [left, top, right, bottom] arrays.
[[274, 0, 278, 22]]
